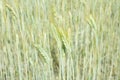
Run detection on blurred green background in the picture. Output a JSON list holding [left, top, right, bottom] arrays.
[[0, 0, 120, 80]]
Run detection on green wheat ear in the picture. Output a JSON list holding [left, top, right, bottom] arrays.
[[5, 3, 17, 18], [86, 14, 100, 48], [87, 15, 97, 30], [32, 44, 50, 64], [50, 24, 72, 55], [57, 27, 72, 53]]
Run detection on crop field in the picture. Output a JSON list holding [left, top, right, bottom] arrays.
[[0, 0, 120, 80]]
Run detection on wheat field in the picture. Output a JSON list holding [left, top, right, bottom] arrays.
[[0, 0, 120, 80]]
